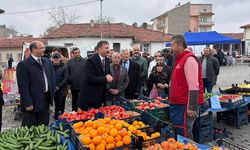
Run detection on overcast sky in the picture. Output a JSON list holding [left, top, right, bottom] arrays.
[[0, 0, 249, 37]]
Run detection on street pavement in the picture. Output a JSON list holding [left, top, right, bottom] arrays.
[[1, 64, 250, 149]]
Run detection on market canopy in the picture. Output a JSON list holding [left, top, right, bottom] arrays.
[[166, 31, 241, 46]]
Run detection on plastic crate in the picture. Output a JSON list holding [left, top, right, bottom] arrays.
[[213, 128, 229, 140], [134, 125, 171, 149], [194, 112, 213, 128], [199, 100, 211, 114], [146, 106, 170, 121], [193, 126, 213, 143], [220, 98, 245, 109], [219, 86, 240, 94], [216, 139, 245, 150], [217, 105, 248, 129], [76, 135, 133, 150]]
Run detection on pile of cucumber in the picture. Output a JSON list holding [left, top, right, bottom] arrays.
[[0, 124, 68, 150]]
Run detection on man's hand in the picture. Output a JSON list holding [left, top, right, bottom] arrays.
[[187, 109, 197, 118], [106, 74, 113, 83], [112, 89, 119, 95], [26, 105, 33, 111]]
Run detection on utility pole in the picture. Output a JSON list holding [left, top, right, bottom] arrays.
[[100, 0, 103, 39]]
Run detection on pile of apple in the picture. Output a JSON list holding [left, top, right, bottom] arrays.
[[135, 100, 169, 111], [60, 105, 129, 122]]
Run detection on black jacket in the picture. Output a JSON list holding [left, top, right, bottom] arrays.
[[147, 71, 169, 95], [53, 63, 68, 94], [0, 84, 3, 106], [16, 56, 56, 112], [66, 57, 86, 90], [125, 59, 140, 99], [200, 55, 220, 82], [78, 53, 111, 110]]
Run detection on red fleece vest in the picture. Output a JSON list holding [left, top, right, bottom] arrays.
[[170, 51, 204, 105]]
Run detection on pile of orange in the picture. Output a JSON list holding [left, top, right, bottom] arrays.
[[73, 118, 132, 150], [147, 138, 199, 150]]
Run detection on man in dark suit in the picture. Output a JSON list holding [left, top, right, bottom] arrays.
[[107, 52, 129, 105], [121, 49, 140, 99], [16, 41, 56, 127], [78, 41, 113, 111]]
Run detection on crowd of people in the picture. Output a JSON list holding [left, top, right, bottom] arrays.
[[12, 35, 222, 139]]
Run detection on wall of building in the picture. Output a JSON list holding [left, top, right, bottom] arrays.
[[244, 28, 250, 40], [0, 48, 22, 63], [168, 3, 190, 35], [190, 16, 199, 32], [48, 37, 133, 58], [150, 42, 166, 55]]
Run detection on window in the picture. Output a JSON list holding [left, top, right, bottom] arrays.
[[113, 43, 120, 52], [199, 27, 207, 32], [143, 43, 151, 53], [17, 53, 22, 61], [64, 43, 73, 47], [6, 53, 13, 60], [200, 17, 207, 23]]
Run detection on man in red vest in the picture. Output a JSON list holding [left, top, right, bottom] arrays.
[[169, 35, 204, 139]]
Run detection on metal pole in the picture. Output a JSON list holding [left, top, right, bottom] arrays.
[[100, 0, 103, 39]]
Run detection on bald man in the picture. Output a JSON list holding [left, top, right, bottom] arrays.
[[16, 41, 56, 127]]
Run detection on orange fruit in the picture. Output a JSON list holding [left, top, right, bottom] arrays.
[[161, 141, 169, 149], [96, 144, 105, 150], [90, 130, 98, 139], [106, 135, 114, 144], [115, 141, 124, 147], [97, 126, 106, 134], [101, 140, 107, 146], [122, 136, 131, 145], [92, 122, 99, 129], [109, 128, 118, 137], [80, 135, 91, 145], [115, 122, 122, 130], [84, 120, 93, 127], [176, 141, 184, 149], [128, 125, 137, 133], [114, 135, 122, 142], [110, 119, 117, 125], [119, 128, 128, 137], [169, 142, 177, 150], [132, 121, 139, 126], [167, 138, 176, 144], [106, 143, 115, 150], [104, 117, 111, 124], [92, 136, 102, 145], [88, 143, 96, 150]]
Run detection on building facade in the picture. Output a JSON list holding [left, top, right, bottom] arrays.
[[241, 24, 250, 55], [151, 2, 214, 35], [45, 23, 172, 56]]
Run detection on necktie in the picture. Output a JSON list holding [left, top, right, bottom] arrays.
[[123, 61, 127, 67], [38, 58, 42, 66], [102, 58, 105, 71], [38, 58, 48, 92]]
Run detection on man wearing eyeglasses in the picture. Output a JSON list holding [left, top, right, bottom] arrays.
[[16, 41, 56, 127]]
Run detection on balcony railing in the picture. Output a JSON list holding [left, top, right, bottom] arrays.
[[199, 21, 215, 26]]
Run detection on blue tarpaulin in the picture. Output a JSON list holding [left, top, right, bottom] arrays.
[[166, 31, 241, 47]]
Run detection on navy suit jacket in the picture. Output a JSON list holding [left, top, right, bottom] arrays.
[[16, 56, 56, 112], [78, 53, 110, 110]]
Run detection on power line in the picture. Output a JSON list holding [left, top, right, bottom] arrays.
[[2, 0, 100, 15]]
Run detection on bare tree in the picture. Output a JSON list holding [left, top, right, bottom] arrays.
[[42, 7, 81, 37], [93, 16, 114, 24], [0, 25, 18, 36], [48, 7, 81, 27]]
